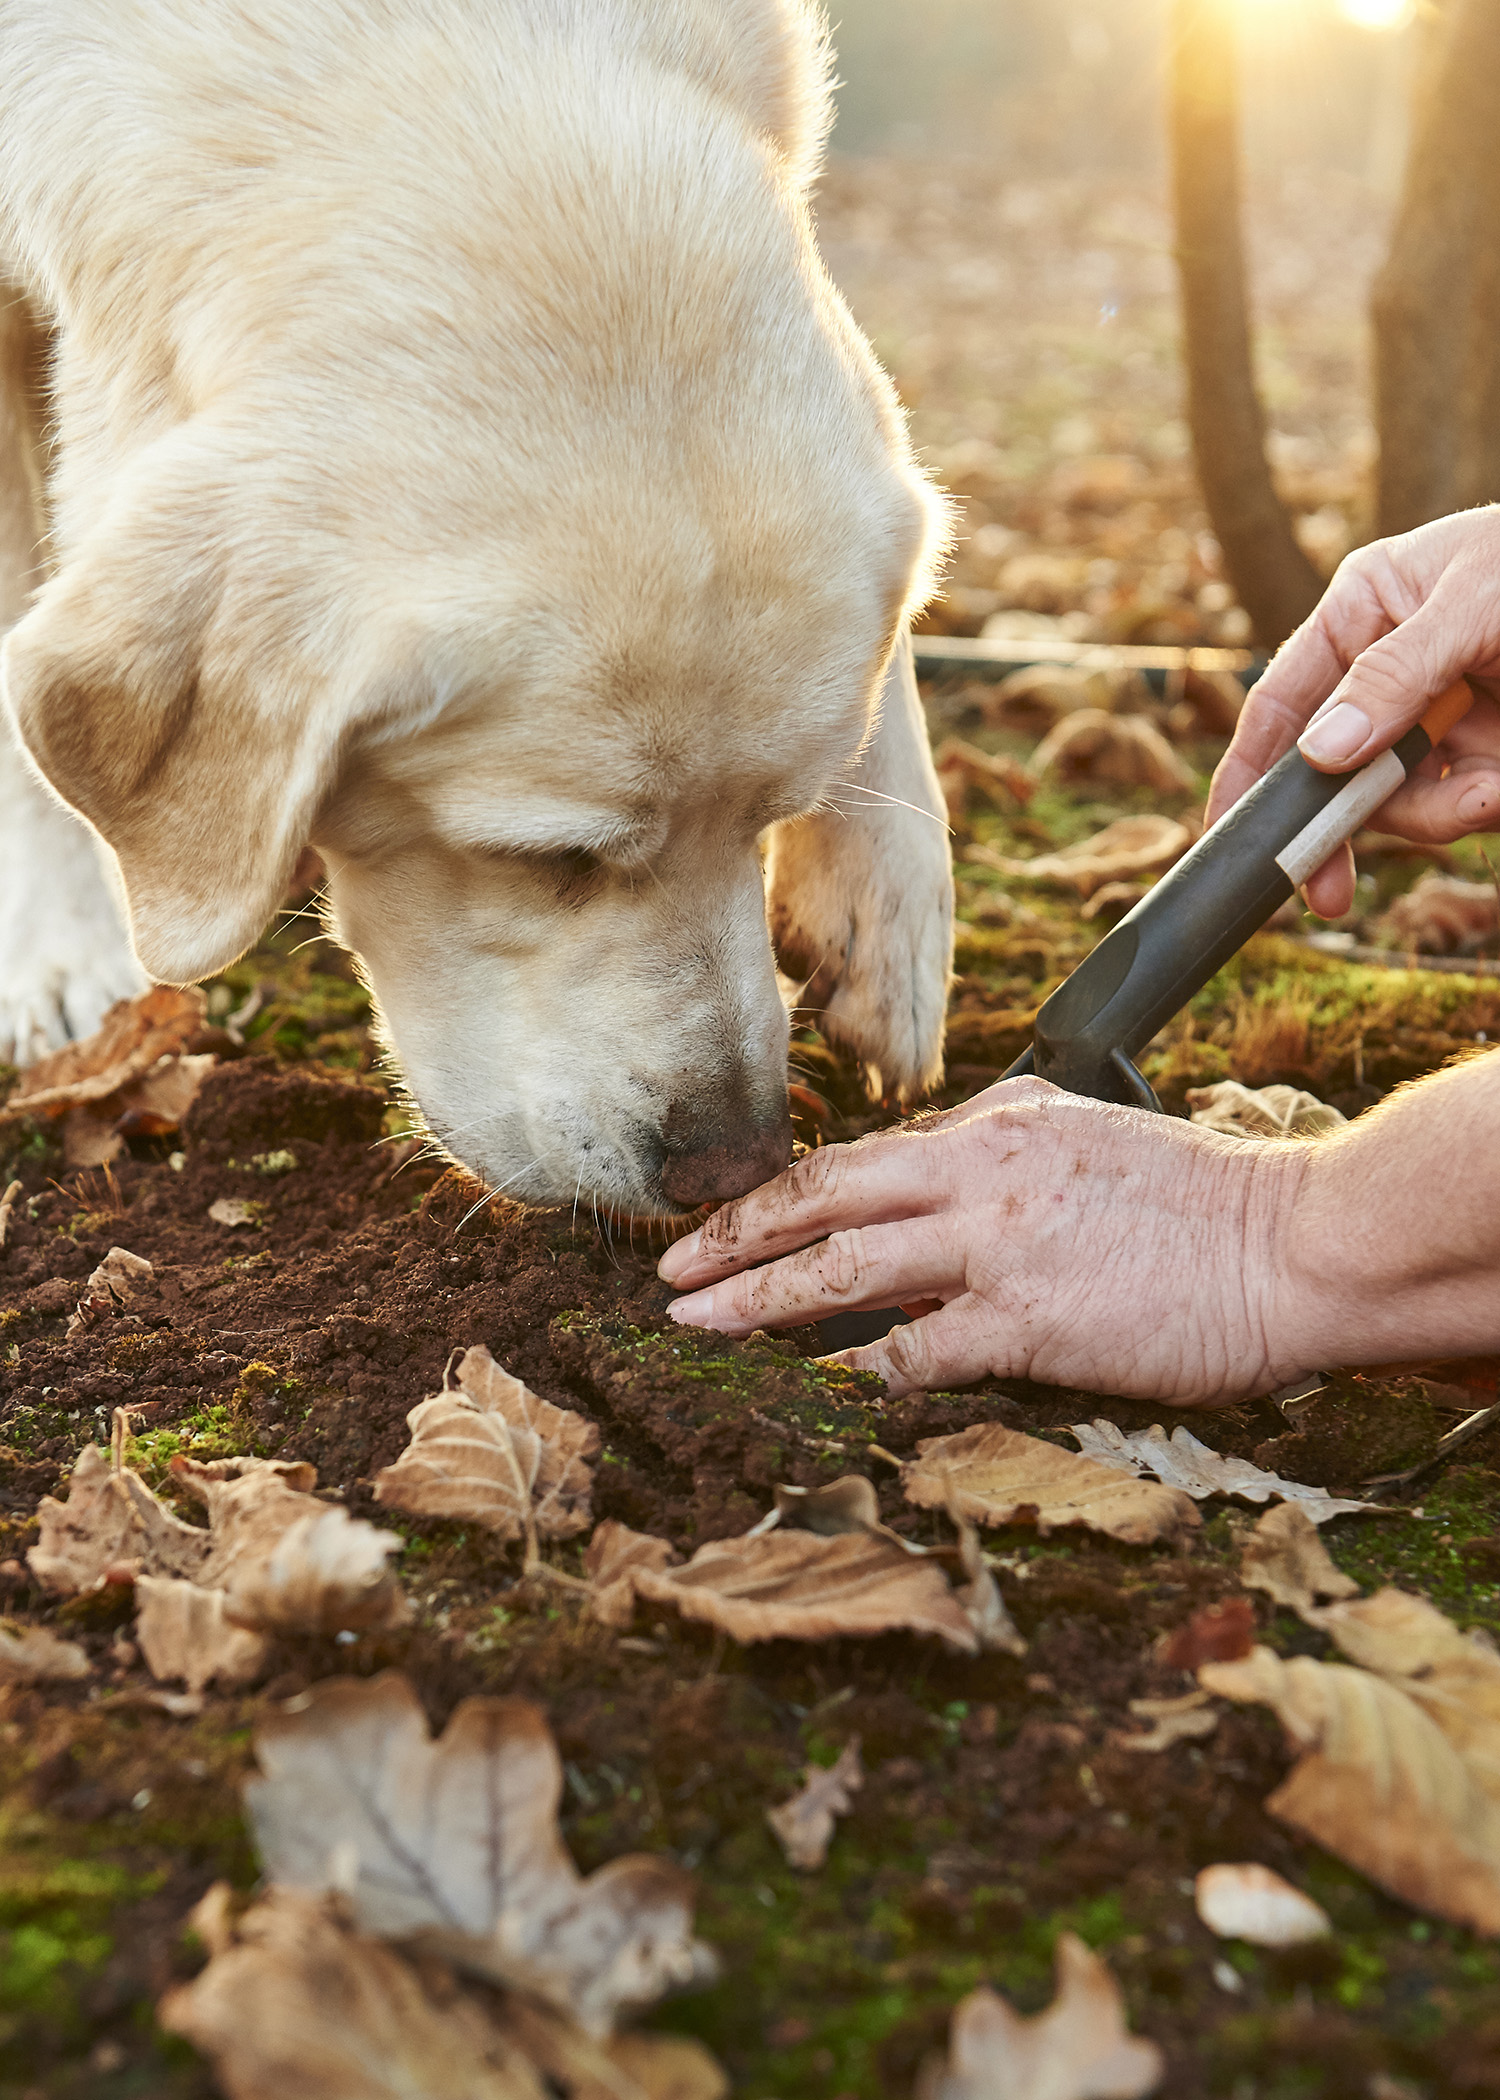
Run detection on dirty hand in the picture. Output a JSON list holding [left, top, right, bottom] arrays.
[[657, 1078, 1305, 1403], [1207, 507, 1500, 918]]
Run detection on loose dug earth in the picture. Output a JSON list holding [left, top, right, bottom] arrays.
[[7, 733, 1500, 2100]]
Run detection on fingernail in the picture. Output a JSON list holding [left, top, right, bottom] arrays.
[[657, 1229, 702, 1282], [1458, 782, 1499, 826], [667, 1289, 713, 1326], [1298, 701, 1371, 766]]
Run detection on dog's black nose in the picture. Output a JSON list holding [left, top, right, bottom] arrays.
[[659, 1111, 793, 1209]]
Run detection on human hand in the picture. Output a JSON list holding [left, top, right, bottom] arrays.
[[657, 1078, 1309, 1404], [1207, 508, 1500, 917]]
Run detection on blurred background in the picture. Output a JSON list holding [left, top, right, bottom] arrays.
[[813, 0, 1457, 653]]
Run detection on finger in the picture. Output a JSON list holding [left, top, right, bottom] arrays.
[[820, 1292, 1005, 1399], [657, 1115, 958, 1288], [1368, 762, 1500, 846], [1298, 575, 1490, 772], [1300, 841, 1356, 921], [666, 1216, 956, 1336]]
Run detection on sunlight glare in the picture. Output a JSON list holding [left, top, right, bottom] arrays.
[[1338, 0, 1412, 28]]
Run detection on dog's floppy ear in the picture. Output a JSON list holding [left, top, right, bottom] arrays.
[[2, 466, 354, 984]]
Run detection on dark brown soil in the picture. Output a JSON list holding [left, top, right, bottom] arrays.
[[4, 1011, 1500, 2099]]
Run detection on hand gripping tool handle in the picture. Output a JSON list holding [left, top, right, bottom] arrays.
[[1002, 679, 1475, 1108]]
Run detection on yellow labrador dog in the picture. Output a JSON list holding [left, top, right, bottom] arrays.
[[0, 0, 952, 1215]]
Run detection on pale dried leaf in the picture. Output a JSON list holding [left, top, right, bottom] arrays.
[[176, 1456, 407, 1636], [1310, 1587, 1500, 1789], [1186, 1081, 1346, 1140], [1028, 709, 1196, 794], [973, 815, 1192, 899], [1377, 872, 1499, 956], [136, 1576, 272, 1693], [1068, 1419, 1378, 1521], [624, 1528, 982, 1651], [0, 1622, 91, 1683], [209, 1198, 259, 1228], [932, 736, 1035, 822], [158, 1888, 546, 2100], [903, 1424, 1199, 1547], [767, 1740, 863, 1870], [0, 1178, 22, 1250], [1241, 1502, 1361, 1614], [497, 2000, 729, 2100], [113, 1052, 215, 1136], [584, 1521, 679, 1630], [0, 986, 207, 1120], [954, 1513, 1027, 1656], [917, 1932, 1163, 2100], [65, 1245, 155, 1337], [244, 1671, 715, 2035], [1193, 1863, 1331, 1947], [28, 1439, 211, 1595], [1114, 1691, 1220, 1754], [768, 1475, 883, 1535], [374, 1343, 599, 1542], [1200, 1644, 1500, 1934]]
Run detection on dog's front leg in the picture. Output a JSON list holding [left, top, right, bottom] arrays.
[[764, 630, 953, 1100]]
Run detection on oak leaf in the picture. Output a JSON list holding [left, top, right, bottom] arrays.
[[1068, 1420, 1377, 1522], [1240, 1502, 1361, 1615], [136, 1576, 271, 1693], [244, 1671, 716, 2035], [972, 815, 1192, 900], [766, 1740, 863, 1870], [1200, 1643, 1500, 1934], [589, 1523, 982, 1651], [1193, 1863, 1331, 1947], [902, 1424, 1200, 1547], [917, 1933, 1163, 2099], [374, 1345, 599, 1553], [0, 1622, 91, 1684], [1186, 1081, 1345, 1140], [1027, 709, 1196, 794]]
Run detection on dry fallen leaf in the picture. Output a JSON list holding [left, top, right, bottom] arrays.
[[0, 1178, 23, 1251], [1068, 1420, 1379, 1522], [136, 1576, 272, 1694], [0, 987, 214, 1166], [1186, 1081, 1346, 1140], [65, 1245, 154, 1338], [374, 1344, 599, 1559], [917, 1932, 1163, 2100], [592, 1523, 982, 1651], [1028, 709, 1196, 793], [970, 815, 1192, 900], [1113, 1690, 1221, 1754], [159, 1887, 549, 2100], [932, 736, 1035, 823], [1240, 1502, 1361, 1615], [29, 1420, 212, 1594], [903, 1424, 1200, 1548], [1309, 1587, 1500, 1784], [767, 1740, 864, 1871], [584, 1521, 679, 1631], [1193, 1863, 1331, 1947], [978, 662, 1117, 736], [208, 1198, 259, 1228], [1377, 872, 1499, 956], [1160, 1597, 1257, 1670], [177, 1456, 408, 1636], [1201, 1643, 1500, 1934], [245, 1670, 716, 2035], [499, 1999, 729, 2100], [0, 1622, 91, 1684]]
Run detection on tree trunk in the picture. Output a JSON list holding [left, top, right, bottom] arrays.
[[1375, 0, 1500, 530], [1168, 0, 1323, 650]]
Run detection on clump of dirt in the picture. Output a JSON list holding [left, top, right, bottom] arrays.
[[1253, 1374, 1441, 1488]]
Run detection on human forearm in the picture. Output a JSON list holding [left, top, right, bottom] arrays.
[[1277, 1050, 1500, 1368]]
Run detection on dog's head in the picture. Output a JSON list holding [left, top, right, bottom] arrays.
[[2, 96, 944, 1214]]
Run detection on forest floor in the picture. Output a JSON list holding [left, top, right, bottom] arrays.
[[4, 165, 1500, 2100]]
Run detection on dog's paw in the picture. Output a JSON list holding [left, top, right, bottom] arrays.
[[0, 781, 147, 1067], [764, 637, 953, 1100]]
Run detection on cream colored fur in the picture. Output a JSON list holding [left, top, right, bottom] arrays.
[[0, 0, 952, 1213]]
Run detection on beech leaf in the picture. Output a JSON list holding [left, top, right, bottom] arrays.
[[917, 1932, 1163, 2099], [973, 814, 1192, 899], [374, 1344, 599, 1547], [584, 1522, 679, 1631], [1067, 1419, 1379, 1521], [136, 1577, 272, 1694], [28, 1426, 212, 1595], [0, 986, 208, 1121], [1193, 1863, 1331, 1947], [244, 1670, 716, 2034], [1186, 1080, 1346, 1140], [0, 1622, 91, 1684], [1200, 1643, 1500, 1934], [1240, 1502, 1361, 1615], [589, 1523, 981, 1651], [767, 1740, 863, 1870], [902, 1424, 1200, 1547], [1027, 708, 1196, 794]]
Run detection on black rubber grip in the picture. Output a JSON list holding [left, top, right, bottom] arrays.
[[1004, 723, 1431, 1106]]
